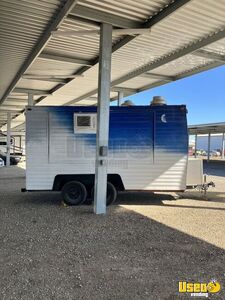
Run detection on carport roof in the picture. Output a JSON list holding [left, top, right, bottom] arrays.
[[1, 0, 225, 131], [189, 122, 225, 134]]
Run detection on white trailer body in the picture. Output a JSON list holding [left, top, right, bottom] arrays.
[[25, 105, 188, 193]]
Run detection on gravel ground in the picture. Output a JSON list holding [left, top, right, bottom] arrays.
[[0, 162, 225, 300]]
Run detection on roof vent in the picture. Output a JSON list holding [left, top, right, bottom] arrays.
[[121, 100, 135, 106], [150, 96, 166, 106]]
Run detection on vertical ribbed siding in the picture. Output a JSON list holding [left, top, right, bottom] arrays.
[[26, 106, 188, 191]]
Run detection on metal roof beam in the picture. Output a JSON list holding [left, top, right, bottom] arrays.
[[62, 0, 192, 106], [111, 28, 225, 88], [13, 88, 51, 96], [10, 124, 25, 131], [28, 0, 191, 109], [138, 80, 170, 93], [23, 74, 83, 79], [0, 0, 78, 105], [5, 98, 27, 102], [111, 87, 138, 93], [67, 28, 225, 106], [65, 88, 138, 106], [0, 105, 24, 111], [69, 4, 142, 29], [139, 73, 175, 81], [192, 49, 225, 62], [0, 108, 22, 113], [33, 0, 190, 109], [175, 61, 224, 81], [139, 61, 224, 93], [63, 90, 97, 106], [22, 77, 67, 84], [1, 102, 26, 107], [0, 0, 191, 121], [67, 14, 100, 27], [84, 97, 98, 102], [39, 52, 93, 66], [111, 0, 191, 52]]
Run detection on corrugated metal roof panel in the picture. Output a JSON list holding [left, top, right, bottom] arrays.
[[109, 0, 225, 83], [203, 37, 225, 55], [27, 57, 82, 74], [45, 17, 122, 60], [16, 79, 57, 91], [79, 0, 172, 22], [49, 64, 99, 99], [0, 0, 67, 100], [1, 0, 225, 130], [149, 55, 214, 76], [36, 95, 78, 106], [116, 77, 160, 90]]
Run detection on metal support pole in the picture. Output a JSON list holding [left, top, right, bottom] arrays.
[[28, 93, 34, 106], [13, 137, 15, 154], [194, 134, 197, 158], [6, 112, 11, 167], [94, 23, 112, 214], [117, 91, 124, 106], [207, 133, 211, 162], [222, 132, 225, 160]]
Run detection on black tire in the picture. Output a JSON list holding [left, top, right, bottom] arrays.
[[62, 181, 87, 206], [84, 185, 93, 205], [91, 182, 117, 206], [106, 182, 117, 205]]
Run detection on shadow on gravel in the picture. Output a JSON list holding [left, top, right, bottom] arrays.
[[117, 191, 175, 205], [11, 190, 225, 212], [0, 173, 225, 299], [115, 191, 225, 211]]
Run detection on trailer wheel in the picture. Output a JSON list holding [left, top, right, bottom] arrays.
[[91, 182, 117, 206], [62, 181, 87, 206], [107, 182, 117, 205]]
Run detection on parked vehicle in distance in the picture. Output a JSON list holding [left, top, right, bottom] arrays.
[[0, 150, 21, 165], [188, 146, 194, 156], [194, 149, 207, 156], [0, 135, 12, 153], [211, 150, 220, 157], [0, 157, 4, 167]]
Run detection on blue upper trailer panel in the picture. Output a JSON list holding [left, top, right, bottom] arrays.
[[32, 105, 188, 156]]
